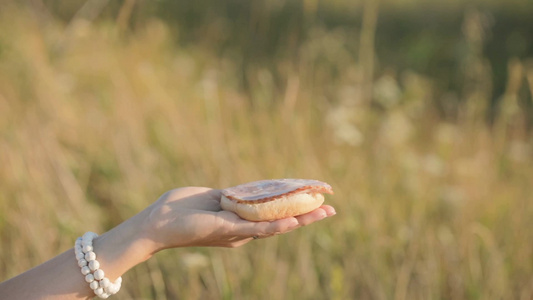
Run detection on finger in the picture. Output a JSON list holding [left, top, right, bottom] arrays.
[[225, 238, 253, 248], [219, 206, 335, 239], [264, 206, 336, 233], [257, 206, 336, 233], [207, 189, 223, 201], [294, 207, 330, 226], [203, 189, 223, 211], [319, 205, 337, 217], [230, 216, 299, 239]]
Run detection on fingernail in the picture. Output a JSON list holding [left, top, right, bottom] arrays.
[[289, 219, 299, 228]]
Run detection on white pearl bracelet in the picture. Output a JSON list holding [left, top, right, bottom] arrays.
[[75, 232, 123, 299]]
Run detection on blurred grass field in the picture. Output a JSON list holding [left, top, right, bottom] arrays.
[[1, 1, 533, 299]]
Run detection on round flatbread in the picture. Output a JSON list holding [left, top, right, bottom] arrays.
[[221, 179, 333, 221]]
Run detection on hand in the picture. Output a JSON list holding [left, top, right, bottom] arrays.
[[90, 187, 335, 282], [143, 187, 336, 250]]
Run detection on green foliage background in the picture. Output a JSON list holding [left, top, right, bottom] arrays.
[[0, 0, 532, 299]]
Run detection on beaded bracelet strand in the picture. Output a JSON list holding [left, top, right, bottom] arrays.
[[75, 232, 122, 299]]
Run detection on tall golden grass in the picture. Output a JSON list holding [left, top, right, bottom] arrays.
[[1, 3, 532, 299]]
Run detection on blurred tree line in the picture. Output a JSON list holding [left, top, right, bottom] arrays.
[[21, 0, 533, 122]]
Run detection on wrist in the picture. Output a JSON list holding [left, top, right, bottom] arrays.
[[91, 211, 158, 281]]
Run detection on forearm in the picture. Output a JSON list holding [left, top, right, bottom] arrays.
[[0, 248, 93, 300], [0, 211, 156, 300]]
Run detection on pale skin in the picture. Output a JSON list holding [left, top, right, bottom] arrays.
[[0, 187, 336, 299]]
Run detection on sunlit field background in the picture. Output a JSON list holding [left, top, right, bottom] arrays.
[[1, 0, 533, 299]]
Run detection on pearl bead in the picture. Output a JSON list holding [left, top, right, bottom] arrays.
[[83, 245, 93, 253], [90, 280, 99, 290], [80, 266, 91, 275], [75, 238, 82, 246], [82, 232, 98, 242], [89, 260, 100, 271], [78, 259, 88, 267], [99, 278, 110, 288], [82, 236, 97, 248], [94, 287, 104, 296], [99, 293, 110, 299], [105, 285, 117, 294], [94, 269, 105, 280], [85, 251, 96, 261], [85, 273, 94, 283], [75, 252, 85, 260], [104, 286, 111, 294], [116, 277, 122, 284]]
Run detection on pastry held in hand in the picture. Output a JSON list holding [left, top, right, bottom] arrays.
[[221, 179, 334, 221]]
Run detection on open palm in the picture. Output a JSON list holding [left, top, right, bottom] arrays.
[[145, 187, 335, 249]]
